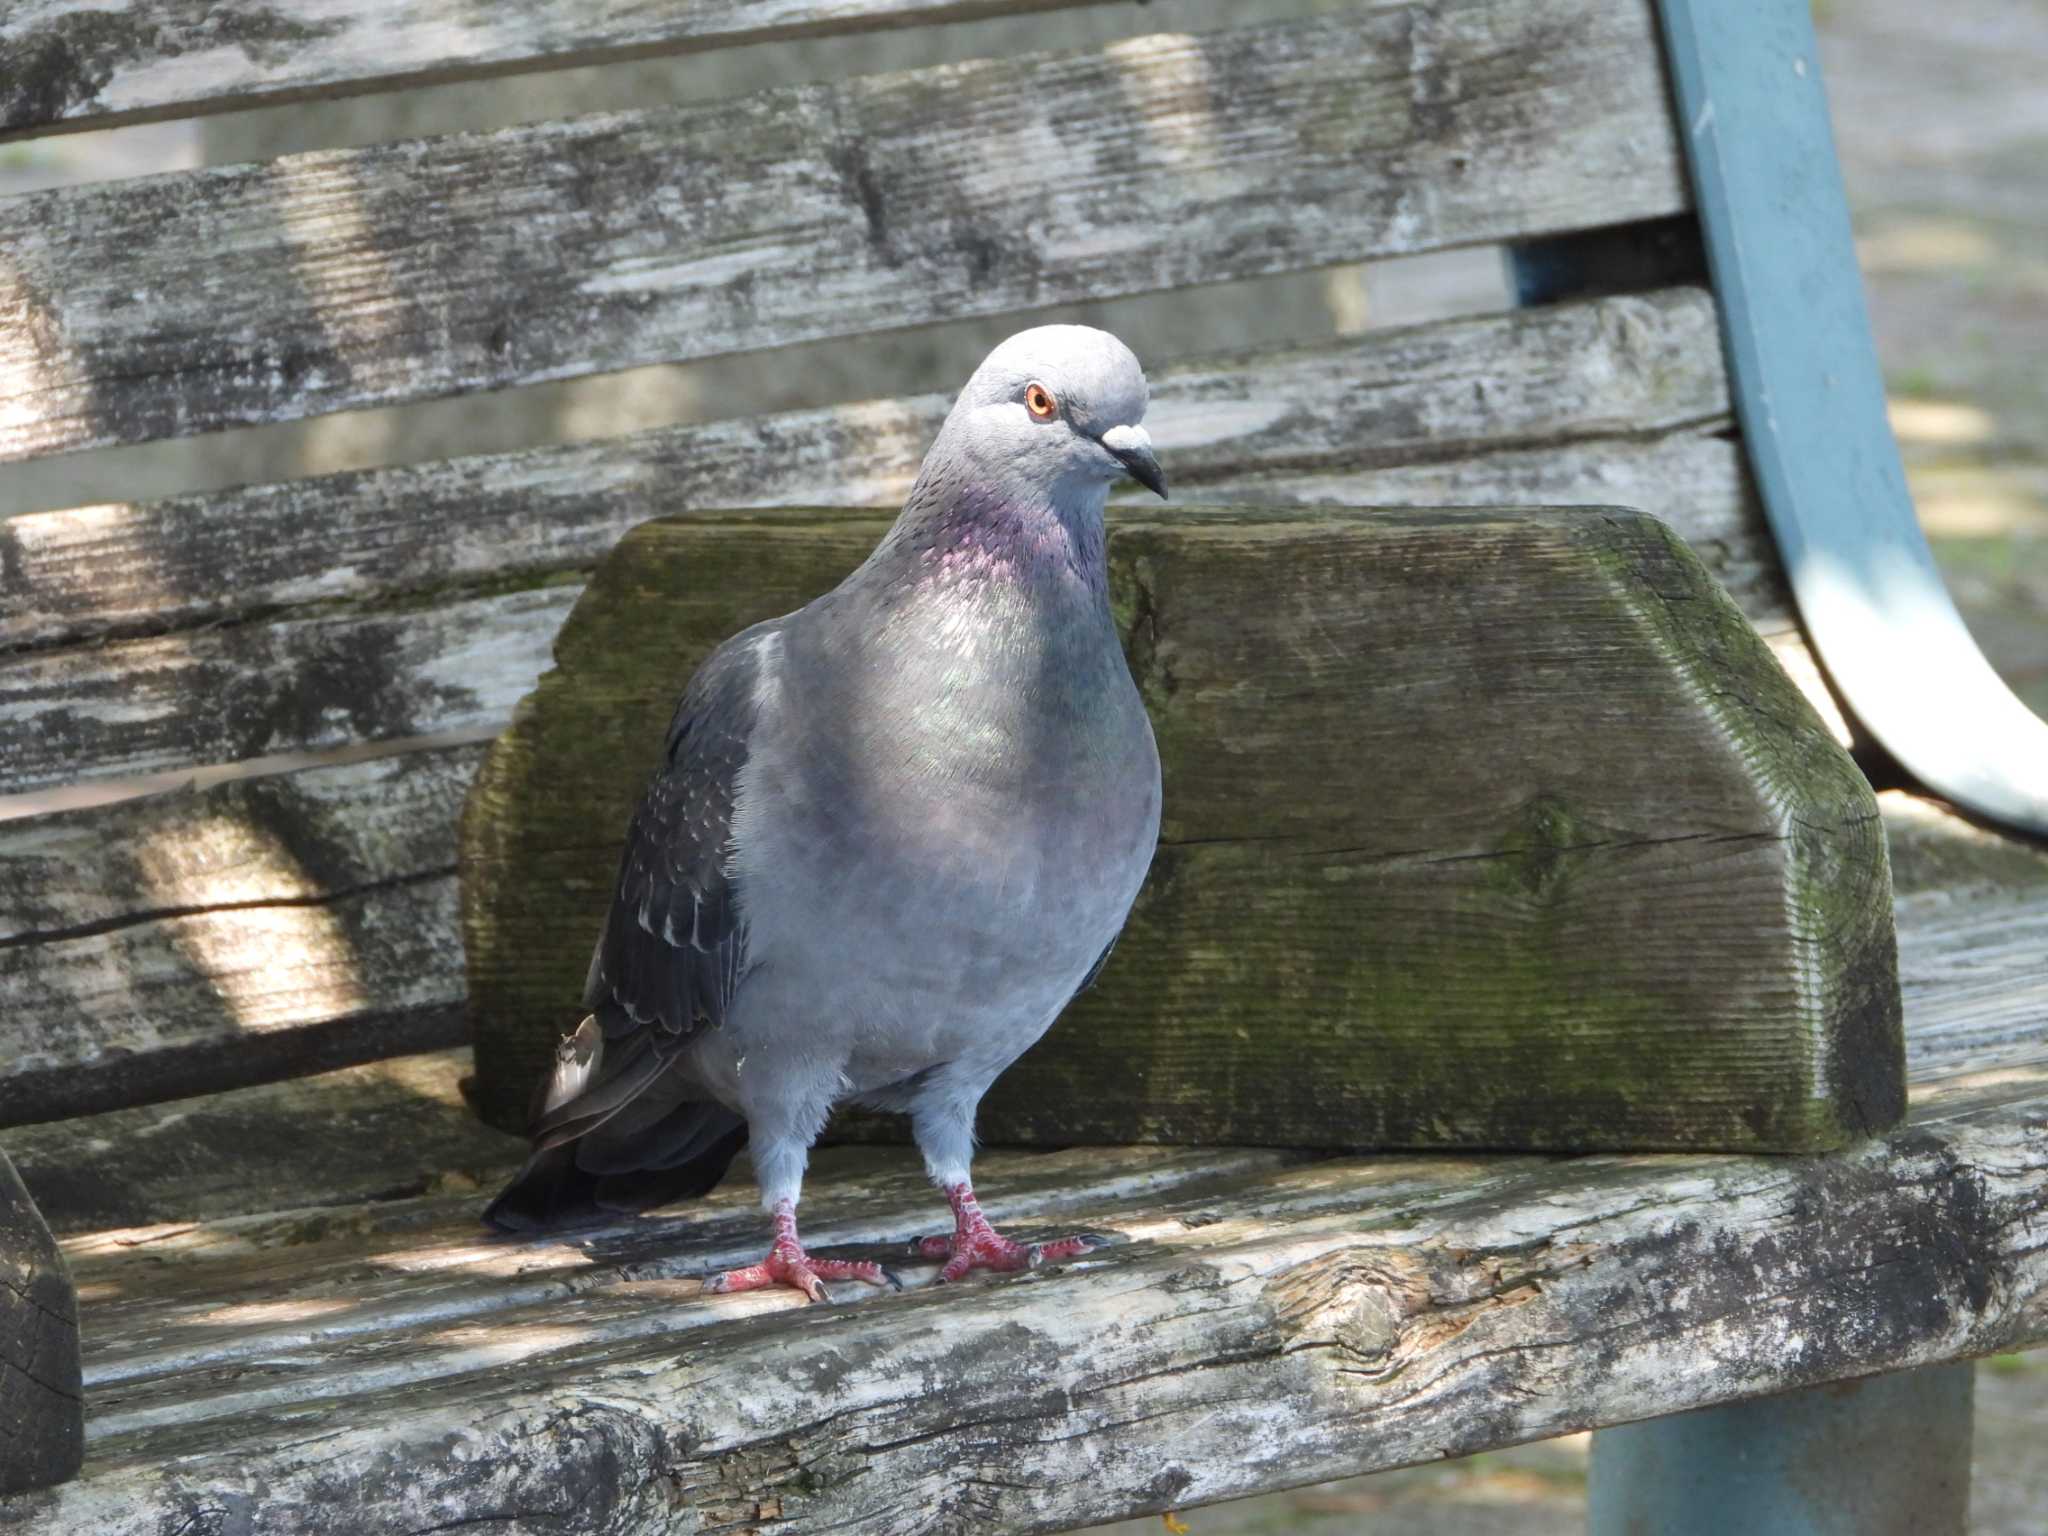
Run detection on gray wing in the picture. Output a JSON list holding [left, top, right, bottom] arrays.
[[528, 623, 774, 1149]]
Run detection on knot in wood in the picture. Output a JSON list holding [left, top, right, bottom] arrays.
[[1264, 1248, 1432, 1375]]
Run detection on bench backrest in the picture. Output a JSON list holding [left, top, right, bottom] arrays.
[[0, 0, 1791, 1127]]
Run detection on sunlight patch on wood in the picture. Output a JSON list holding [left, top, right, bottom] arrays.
[[134, 810, 370, 1034], [420, 1321, 599, 1365], [194, 1298, 360, 1328], [1765, 630, 1854, 746], [1102, 33, 1221, 185], [367, 1238, 600, 1277]]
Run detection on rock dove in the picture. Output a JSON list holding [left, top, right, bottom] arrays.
[[484, 325, 1167, 1301]]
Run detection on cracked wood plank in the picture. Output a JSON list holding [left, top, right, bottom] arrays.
[[0, 0, 1686, 463], [0, 586, 571, 795], [464, 506, 1899, 1151], [0, 0, 1108, 139], [0, 288, 1750, 655], [6, 1073, 2043, 1535], [0, 749, 480, 1126]]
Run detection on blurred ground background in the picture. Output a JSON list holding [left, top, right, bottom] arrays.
[[2, 0, 2042, 1526]]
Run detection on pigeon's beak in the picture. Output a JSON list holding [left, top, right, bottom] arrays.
[[1100, 423, 1168, 500]]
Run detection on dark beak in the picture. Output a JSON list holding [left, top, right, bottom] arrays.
[[1101, 424, 1168, 500]]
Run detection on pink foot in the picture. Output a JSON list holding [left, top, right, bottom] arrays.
[[705, 1200, 900, 1303], [913, 1184, 1106, 1283]]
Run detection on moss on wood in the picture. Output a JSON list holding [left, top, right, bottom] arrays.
[[462, 507, 1902, 1151]]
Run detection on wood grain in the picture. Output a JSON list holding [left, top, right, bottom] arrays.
[[0, 587, 573, 795], [461, 506, 1899, 1150], [0, 749, 481, 1127], [0, 275, 1790, 1130], [0, 796, 2027, 1532], [0, 1150, 80, 1496], [0, 0, 1685, 463], [0, 288, 1740, 654], [0, 0, 1104, 139], [0, 1049, 521, 1237], [6, 1026, 2043, 1534], [2, 288, 1774, 797], [0, 431, 1777, 794]]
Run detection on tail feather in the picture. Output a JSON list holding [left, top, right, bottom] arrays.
[[483, 1112, 747, 1232], [483, 1010, 748, 1234]]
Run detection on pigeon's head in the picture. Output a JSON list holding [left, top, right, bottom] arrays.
[[942, 325, 1167, 503]]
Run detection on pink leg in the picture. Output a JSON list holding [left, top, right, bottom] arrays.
[[705, 1200, 899, 1303], [913, 1184, 1105, 1283]]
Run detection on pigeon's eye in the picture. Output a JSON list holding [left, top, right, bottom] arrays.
[[1024, 383, 1058, 421]]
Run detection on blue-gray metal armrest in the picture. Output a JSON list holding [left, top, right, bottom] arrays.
[[1658, 0, 2048, 836]]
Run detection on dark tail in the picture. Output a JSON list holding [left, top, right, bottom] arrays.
[[483, 1099, 748, 1234]]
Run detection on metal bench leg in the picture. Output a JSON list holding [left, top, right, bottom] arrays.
[[1587, 1364, 1974, 1535]]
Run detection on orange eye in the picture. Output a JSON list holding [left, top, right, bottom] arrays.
[[1025, 382, 1058, 421]]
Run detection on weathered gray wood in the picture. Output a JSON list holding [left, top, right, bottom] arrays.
[[0, 288, 1741, 654], [1886, 795, 2048, 1079], [2, 290, 1782, 796], [0, 0, 1105, 139], [462, 505, 1899, 1151], [0, 1150, 80, 1495], [0, 1049, 522, 1237], [59, 1139, 1315, 1400], [11, 1065, 2045, 1533], [0, 749, 480, 1126], [0, 0, 1686, 464], [0, 430, 1777, 1127], [0, 431, 1779, 793], [0, 273, 1800, 1130], [0, 796, 2023, 1532], [0, 586, 570, 794]]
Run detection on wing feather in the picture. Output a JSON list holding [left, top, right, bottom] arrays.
[[525, 623, 776, 1144]]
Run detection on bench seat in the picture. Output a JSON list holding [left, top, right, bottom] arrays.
[[3, 791, 2040, 1535]]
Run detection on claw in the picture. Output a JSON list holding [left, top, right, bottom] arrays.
[[704, 1200, 897, 1303], [919, 1185, 1106, 1284]]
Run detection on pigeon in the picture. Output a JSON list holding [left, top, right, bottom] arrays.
[[484, 325, 1167, 1301]]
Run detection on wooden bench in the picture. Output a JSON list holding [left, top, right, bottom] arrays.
[[1, 0, 2043, 1530]]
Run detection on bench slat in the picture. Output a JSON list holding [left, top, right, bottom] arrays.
[[0, 796, 2035, 1531], [0, 1049, 519, 1239], [2, 288, 1771, 798], [0, 0, 1104, 139], [0, 417, 1767, 1119], [0, 427, 1773, 793], [0, 1, 1685, 464], [1, 288, 1734, 656], [0, 748, 480, 1126], [0, 285, 1790, 1129], [0, 588, 571, 796], [16, 1070, 2046, 1533]]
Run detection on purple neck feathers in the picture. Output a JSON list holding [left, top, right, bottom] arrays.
[[884, 476, 1109, 602]]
